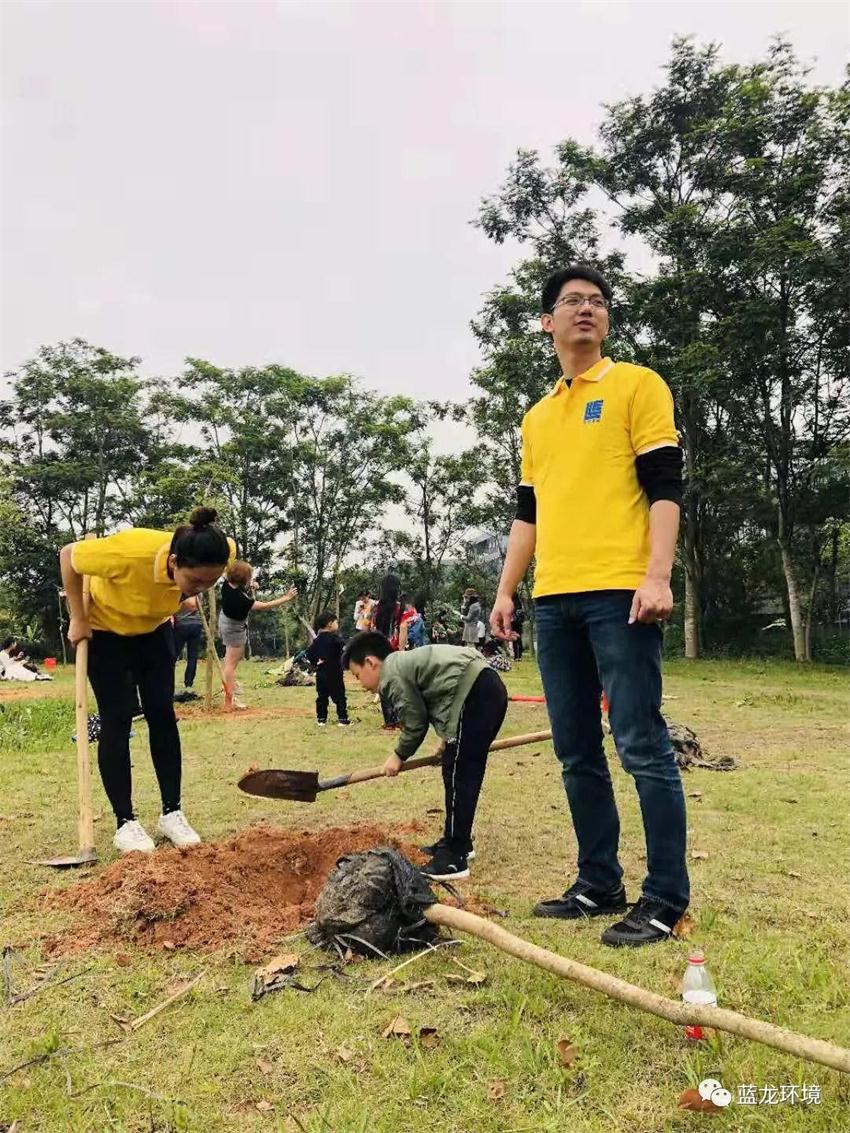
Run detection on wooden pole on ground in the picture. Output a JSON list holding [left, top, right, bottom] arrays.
[[426, 905, 850, 1074]]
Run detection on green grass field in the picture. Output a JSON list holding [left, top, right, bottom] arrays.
[[1, 656, 848, 1132]]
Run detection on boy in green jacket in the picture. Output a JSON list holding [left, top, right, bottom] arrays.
[[342, 631, 508, 880]]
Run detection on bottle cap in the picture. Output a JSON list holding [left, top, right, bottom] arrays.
[[688, 949, 706, 965]]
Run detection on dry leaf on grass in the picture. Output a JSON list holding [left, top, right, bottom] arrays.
[[556, 1038, 576, 1066], [445, 972, 487, 987], [487, 1080, 506, 1101], [382, 1015, 412, 1039], [678, 1088, 703, 1111], [257, 953, 299, 979], [687, 791, 703, 800], [786, 870, 802, 880], [419, 1026, 440, 1050], [673, 912, 695, 940], [678, 1088, 724, 1113], [115, 953, 131, 967], [256, 1059, 275, 1075], [162, 940, 176, 951], [691, 850, 709, 861], [425, 808, 442, 816], [334, 1045, 354, 1064], [255, 1100, 274, 1113]]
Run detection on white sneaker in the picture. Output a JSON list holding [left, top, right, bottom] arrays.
[[157, 809, 201, 847], [113, 820, 155, 854]]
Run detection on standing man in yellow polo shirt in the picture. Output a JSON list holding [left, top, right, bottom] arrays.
[[59, 507, 233, 854], [491, 265, 689, 947]]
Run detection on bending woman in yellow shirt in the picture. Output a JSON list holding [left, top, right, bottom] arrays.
[[59, 507, 233, 854]]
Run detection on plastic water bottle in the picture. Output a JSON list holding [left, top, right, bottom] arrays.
[[681, 950, 717, 1041]]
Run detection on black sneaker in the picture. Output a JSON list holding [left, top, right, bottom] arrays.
[[337, 719, 351, 727], [317, 720, 327, 727], [420, 848, 469, 881], [533, 879, 627, 920], [600, 896, 682, 948], [420, 836, 476, 861]]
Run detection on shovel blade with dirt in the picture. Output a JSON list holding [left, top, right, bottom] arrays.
[[237, 730, 552, 803]]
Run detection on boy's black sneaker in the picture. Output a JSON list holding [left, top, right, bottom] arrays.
[[420, 848, 469, 881], [420, 836, 475, 861], [317, 720, 327, 727], [337, 719, 351, 727], [533, 879, 627, 920], [601, 896, 682, 948]]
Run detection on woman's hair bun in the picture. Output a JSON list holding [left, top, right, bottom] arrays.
[[189, 506, 218, 530]]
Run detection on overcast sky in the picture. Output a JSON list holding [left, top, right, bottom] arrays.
[[2, 1, 847, 407]]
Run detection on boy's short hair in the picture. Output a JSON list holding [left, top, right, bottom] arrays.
[[314, 610, 337, 631], [541, 264, 613, 313], [342, 630, 393, 669]]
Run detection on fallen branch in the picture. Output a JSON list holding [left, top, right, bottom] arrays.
[[11, 967, 93, 1005], [427, 905, 850, 1074], [127, 971, 205, 1032], [367, 939, 462, 994], [0, 1038, 123, 1083]]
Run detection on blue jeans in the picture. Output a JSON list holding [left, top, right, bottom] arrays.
[[535, 591, 689, 912]]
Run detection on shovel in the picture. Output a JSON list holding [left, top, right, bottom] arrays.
[[38, 552, 98, 868], [237, 729, 552, 802]]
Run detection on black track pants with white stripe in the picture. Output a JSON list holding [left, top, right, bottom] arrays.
[[441, 667, 508, 853]]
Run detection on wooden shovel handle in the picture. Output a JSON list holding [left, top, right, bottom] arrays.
[[76, 545, 95, 855], [319, 730, 552, 792]]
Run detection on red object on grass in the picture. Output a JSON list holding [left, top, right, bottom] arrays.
[[44, 657, 57, 669], [509, 695, 546, 704]]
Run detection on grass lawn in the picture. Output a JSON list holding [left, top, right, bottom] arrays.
[[1, 655, 848, 1132]]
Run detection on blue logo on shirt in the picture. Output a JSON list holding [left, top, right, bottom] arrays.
[[584, 399, 604, 423]]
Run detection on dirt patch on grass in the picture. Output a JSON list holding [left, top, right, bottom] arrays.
[[45, 823, 426, 960], [175, 705, 315, 721]]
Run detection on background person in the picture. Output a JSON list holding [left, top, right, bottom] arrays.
[[173, 597, 203, 699], [59, 507, 234, 853], [219, 561, 297, 710], [306, 610, 350, 726]]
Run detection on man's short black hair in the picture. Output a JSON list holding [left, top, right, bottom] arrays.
[[342, 630, 393, 669], [314, 610, 337, 631], [541, 265, 612, 313]]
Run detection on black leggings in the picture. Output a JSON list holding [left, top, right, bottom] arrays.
[[441, 667, 508, 852], [316, 669, 348, 723], [87, 624, 180, 826]]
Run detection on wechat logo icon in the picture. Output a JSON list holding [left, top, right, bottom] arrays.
[[699, 1078, 732, 1108]]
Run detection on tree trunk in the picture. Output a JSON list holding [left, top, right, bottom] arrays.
[[683, 564, 700, 660], [682, 424, 700, 659], [778, 538, 807, 662], [804, 563, 820, 663]]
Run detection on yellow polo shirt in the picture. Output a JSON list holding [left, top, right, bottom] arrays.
[[71, 528, 233, 636], [520, 357, 678, 597]]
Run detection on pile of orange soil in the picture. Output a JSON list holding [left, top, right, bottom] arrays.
[[45, 823, 425, 961]]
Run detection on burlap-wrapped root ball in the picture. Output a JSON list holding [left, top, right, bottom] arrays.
[[307, 847, 440, 956]]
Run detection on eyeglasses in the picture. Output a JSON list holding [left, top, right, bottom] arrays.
[[550, 293, 609, 312]]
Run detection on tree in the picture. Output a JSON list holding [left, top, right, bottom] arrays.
[[158, 360, 302, 575], [288, 376, 413, 618], [710, 43, 850, 659], [391, 408, 482, 601]]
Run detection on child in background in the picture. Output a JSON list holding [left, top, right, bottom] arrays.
[[343, 631, 508, 880], [307, 611, 350, 727], [353, 592, 375, 632]]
